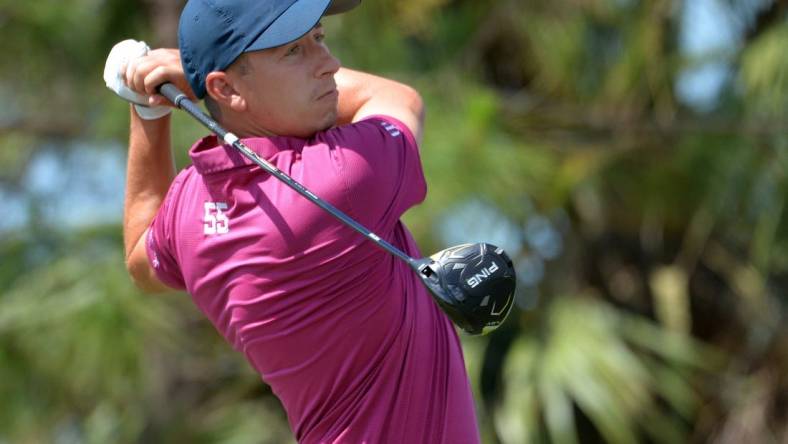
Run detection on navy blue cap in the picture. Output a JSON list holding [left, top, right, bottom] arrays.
[[179, 0, 360, 99]]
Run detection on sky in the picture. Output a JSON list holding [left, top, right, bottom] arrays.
[[676, 0, 739, 111], [2, 142, 126, 233]]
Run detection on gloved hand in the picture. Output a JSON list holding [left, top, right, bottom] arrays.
[[104, 39, 172, 120]]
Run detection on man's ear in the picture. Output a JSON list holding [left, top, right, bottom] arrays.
[[205, 71, 246, 112]]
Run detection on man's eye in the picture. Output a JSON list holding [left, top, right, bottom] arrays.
[[315, 33, 325, 42], [286, 45, 301, 56]]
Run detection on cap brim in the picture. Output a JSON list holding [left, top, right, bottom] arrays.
[[245, 0, 331, 53], [326, 0, 361, 15]]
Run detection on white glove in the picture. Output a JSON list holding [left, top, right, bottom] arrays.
[[104, 39, 172, 120]]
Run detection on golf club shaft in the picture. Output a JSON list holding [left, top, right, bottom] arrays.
[[158, 83, 416, 267]]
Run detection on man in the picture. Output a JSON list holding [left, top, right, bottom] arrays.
[[117, 0, 480, 442]]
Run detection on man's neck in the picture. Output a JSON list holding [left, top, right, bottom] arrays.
[[219, 113, 278, 139]]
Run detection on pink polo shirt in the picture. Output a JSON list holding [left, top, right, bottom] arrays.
[[146, 116, 480, 443]]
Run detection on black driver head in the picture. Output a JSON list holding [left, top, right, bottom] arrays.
[[415, 243, 516, 335]]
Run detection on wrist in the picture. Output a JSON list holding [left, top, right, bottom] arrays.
[[129, 106, 172, 152], [133, 103, 172, 120], [130, 104, 171, 125]]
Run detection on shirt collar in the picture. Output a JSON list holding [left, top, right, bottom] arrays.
[[189, 134, 298, 175]]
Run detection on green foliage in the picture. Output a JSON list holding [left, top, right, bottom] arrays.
[[0, 236, 292, 442], [496, 296, 722, 444], [740, 22, 788, 120], [2, 0, 788, 442]]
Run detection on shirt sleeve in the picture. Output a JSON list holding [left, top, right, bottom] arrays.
[[325, 115, 427, 232], [145, 174, 187, 290]]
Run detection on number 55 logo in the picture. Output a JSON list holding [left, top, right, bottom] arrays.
[[204, 202, 230, 235]]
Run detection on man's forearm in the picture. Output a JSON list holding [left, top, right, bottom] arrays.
[[334, 67, 424, 142], [123, 108, 175, 260], [335, 68, 422, 122]]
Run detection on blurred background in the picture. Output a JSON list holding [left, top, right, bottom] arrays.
[[1, 0, 786, 442]]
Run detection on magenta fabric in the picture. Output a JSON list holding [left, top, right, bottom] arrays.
[[145, 116, 480, 443]]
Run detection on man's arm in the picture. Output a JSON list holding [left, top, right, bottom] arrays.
[[334, 68, 425, 144], [124, 112, 175, 293], [122, 48, 191, 293]]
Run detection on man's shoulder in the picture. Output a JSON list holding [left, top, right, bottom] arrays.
[[316, 115, 415, 147], [173, 164, 198, 185], [162, 165, 200, 204]]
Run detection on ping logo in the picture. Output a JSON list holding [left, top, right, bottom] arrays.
[[381, 122, 401, 137], [466, 262, 500, 288]]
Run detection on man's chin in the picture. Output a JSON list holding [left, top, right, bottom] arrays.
[[319, 111, 338, 131], [297, 110, 337, 137]]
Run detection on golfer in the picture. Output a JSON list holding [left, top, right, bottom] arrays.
[[118, 0, 480, 442]]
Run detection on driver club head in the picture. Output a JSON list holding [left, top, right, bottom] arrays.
[[414, 243, 516, 335]]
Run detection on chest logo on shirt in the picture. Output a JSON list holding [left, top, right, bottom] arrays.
[[204, 202, 230, 235], [381, 121, 401, 137]]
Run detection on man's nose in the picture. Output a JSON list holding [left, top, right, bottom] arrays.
[[315, 45, 341, 78]]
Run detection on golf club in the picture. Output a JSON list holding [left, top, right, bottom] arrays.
[[157, 82, 516, 335]]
